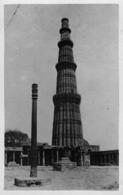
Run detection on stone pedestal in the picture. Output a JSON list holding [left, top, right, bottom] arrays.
[[8, 161, 19, 167], [14, 177, 51, 187], [53, 157, 76, 171]]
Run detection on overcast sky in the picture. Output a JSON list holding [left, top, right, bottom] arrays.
[[4, 4, 118, 150]]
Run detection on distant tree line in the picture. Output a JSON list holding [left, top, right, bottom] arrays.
[[5, 129, 31, 147]]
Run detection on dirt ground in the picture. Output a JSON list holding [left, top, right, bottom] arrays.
[[4, 166, 119, 190]]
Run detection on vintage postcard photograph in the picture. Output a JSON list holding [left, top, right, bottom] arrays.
[[1, 1, 121, 192]]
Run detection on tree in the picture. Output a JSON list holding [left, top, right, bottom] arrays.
[[5, 129, 30, 147]]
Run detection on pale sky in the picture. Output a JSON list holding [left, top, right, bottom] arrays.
[[4, 4, 118, 150]]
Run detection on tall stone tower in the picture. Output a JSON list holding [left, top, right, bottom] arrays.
[[52, 18, 83, 148]]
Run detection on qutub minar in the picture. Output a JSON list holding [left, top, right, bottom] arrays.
[[52, 18, 83, 148]]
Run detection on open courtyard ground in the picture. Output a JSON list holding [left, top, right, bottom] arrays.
[[4, 166, 119, 190]]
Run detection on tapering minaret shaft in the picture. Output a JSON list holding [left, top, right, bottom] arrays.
[[52, 18, 83, 148], [30, 84, 38, 177]]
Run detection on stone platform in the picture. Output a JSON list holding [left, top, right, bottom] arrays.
[[14, 177, 51, 187], [53, 157, 76, 171], [8, 161, 20, 167]]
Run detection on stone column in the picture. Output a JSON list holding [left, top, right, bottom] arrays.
[[13, 151, 15, 162], [30, 84, 38, 177], [5, 151, 7, 165], [104, 154, 107, 165], [110, 153, 112, 164], [56, 150, 59, 162], [38, 151, 40, 165], [42, 150, 45, 166], [20, 152, 23, 166], [81, 151, 83, 166], [82, 151, 85, 166]]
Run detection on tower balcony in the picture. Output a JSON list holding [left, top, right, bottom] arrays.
[[56, 62, 77, 72], [59, 27, 71, 34], [53, 93, 81, 105], [58, 39, 73, 48]]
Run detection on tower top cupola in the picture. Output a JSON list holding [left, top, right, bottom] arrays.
[[61, 18, 69, 28], [60, 17, 71, 35]]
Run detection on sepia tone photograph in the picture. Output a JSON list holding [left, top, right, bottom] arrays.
[[4, 3, 119, 190]]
